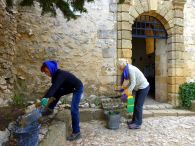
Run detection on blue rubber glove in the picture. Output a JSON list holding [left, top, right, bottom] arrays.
[[121, 94, 127, 102], [119, 88, 124, 93]]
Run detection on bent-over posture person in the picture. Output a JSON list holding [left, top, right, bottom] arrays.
[[117, 58, 150, 129], [41, 60, 83, 141]]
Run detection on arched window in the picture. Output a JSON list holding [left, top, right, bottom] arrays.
[[132, 15, 167, 39]]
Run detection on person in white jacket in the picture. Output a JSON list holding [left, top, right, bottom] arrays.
[[117, 58, 150, 129]]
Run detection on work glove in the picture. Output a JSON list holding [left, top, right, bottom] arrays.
[[119, 88, 124, 93], [121, 94, 127, 102]]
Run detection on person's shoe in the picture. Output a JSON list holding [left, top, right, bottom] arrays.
[[66, 132, 81, 141], [41, 108, 54, 116], [128, 123, 141, 129], [126, 120, 134, 125]]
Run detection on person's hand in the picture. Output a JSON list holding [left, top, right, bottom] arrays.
[[35, 102, 41, 108], [121, 94, 127, 102], [119, 88, 124, 93]]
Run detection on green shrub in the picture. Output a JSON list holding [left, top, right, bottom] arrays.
[[179, 82, 195, 108]]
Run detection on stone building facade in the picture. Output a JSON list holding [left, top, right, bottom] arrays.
[[0, 0, 194, 106]]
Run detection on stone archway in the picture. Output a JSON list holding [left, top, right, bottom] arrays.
[[117, 0, 186, 106]]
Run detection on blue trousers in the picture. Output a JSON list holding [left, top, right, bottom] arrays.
[[71, 87, 83, 133], [132, 85, 150, 126], [48, 86, 83, 134]]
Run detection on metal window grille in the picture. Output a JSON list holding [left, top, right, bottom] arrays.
[[132, 15, 167, 39]]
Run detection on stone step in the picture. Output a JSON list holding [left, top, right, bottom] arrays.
[[142, 109, 195, 118], [78, 108, 195, 122], [143, 103, 174, 110], [101, 98, 174, 111]]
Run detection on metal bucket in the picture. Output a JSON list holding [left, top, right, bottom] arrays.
[[104, 111, 121, 130]]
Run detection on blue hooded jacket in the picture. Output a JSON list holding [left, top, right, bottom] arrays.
[[43, 60, 58, 76]]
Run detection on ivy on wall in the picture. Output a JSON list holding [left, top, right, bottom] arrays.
[[179, 82, 195, 108]]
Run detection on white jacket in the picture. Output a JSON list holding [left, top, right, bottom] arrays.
[[127, 64, 149, 91]]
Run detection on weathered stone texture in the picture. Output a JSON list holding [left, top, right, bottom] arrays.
[[0, 0, 195, 106], [0, 1, 16, 105], [183, 0, 195, 82], [0, 0, 119, 102]]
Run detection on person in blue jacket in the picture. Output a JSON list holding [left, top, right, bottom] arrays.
[[40, 60, 83, 141]]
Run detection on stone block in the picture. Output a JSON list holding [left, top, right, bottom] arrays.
[[129, 7, 139, 18], [128, 15, 134, 24], [166, 27, 173, 35], [118, 40, 122, 48], [117, 12, 122, 21], [121, 12, 130, 21], [167, 35, 184, 44], [117, 4, 122, 12], [167, 43, 184, 51], [168, 19, 174, 28], [98, 30, 116, 39], [80, 109, 94, 122], [167, 77, 185, 85], [122, 21, 131, 30], [177, 110, 195, 116], [93, 109, 105, 120], [117, 22, 122, 30], [167, 84, 179, 93], [174, 18, 184, 27], [167, 51, 183, 60], [102, 48, 115, 58], [134, 0, 144, 14], [167, 59, 184, 68], [149, 110, 169, 117], [148, 0, 157, 11], [121, 4, 130, 11], [164, 10, 173, 23], [121, 40, 132, 48], [121, 30, 132, 40], [141, 0, 149, 12], [121, 49, 132, 57], [117, 49, 122, 57], [165, 110, 178, 116], [174, 9, 184, 18], [143, 110, 153, 118], [167, 67, 185, 76]]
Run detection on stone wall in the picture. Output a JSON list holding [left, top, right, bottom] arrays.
[[0, 0, 16, 105], [184, 0, 195, 82], [1, 0, 195, 104], [12, 0, 117, 100]]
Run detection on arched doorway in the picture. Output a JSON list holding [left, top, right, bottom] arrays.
[[132, 15, 168, 102]]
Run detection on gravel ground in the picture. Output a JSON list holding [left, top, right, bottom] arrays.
[[65, 116, 195, 146]]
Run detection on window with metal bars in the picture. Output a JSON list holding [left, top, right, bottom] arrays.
[[132, 15, 167, 39]]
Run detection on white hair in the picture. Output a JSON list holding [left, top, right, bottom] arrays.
[[117, 58, 128, 67]]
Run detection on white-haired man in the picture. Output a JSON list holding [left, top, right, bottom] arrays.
[[117, 58, 150, 129]]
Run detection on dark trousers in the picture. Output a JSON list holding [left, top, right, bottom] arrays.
[[48, 86, 84, 134], [132, 85, 150, 125]]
